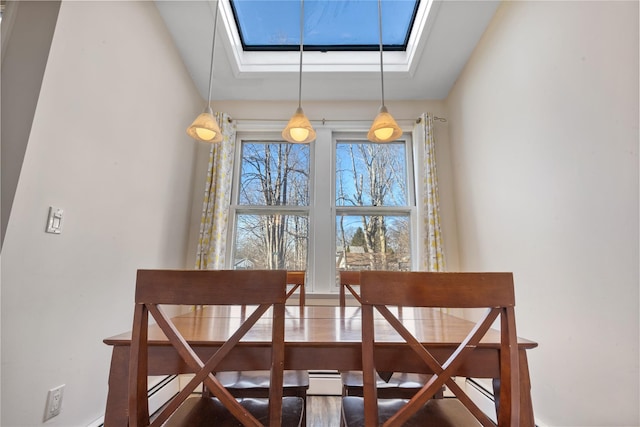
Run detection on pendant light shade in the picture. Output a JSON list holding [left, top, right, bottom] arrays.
[[368, 0, 402, 143], [187, 106, 223, 143], [187, 0, 222, 143], [367, 105, 402, 142], [283, 0, 315, 144], [283, 107, 316, 143]]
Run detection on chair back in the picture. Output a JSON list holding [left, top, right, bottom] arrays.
[[339, 270, 362, 307], [358, 271, 520, 427], [285, 270, 306, 307], [128, 269, 288, 427]]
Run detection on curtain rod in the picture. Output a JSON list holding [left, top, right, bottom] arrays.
[[225, 116, 447, 124]]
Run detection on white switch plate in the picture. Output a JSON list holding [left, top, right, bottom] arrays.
[[45, 207, 63, 234], [43, 384, 64, 421]]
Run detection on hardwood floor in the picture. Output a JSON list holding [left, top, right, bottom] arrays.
[[306, 396, 342, 427]]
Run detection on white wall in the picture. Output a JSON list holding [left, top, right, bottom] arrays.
[[185, 99, 461, 277], [0, 1, 202, 425], [446, 1, 638, 426]]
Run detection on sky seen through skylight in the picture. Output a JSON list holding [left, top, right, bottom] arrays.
[[230, 0, 420, 51]]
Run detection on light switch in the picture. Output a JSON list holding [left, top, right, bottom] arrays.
[[46, 207, 63, 234]]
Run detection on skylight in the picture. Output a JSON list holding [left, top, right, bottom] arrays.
[[230, 0, 420, 52]]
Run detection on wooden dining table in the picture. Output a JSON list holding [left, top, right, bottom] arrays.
[[103, 305, 537, 426]]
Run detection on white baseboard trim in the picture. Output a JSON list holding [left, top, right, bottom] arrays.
[[86, 416, 104, 427]]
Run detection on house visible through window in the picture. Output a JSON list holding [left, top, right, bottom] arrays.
[[335, 139, 412, 272]]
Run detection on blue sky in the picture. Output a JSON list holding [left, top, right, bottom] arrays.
[[231, 0, 419, 48], [335, 141, 407, 207]]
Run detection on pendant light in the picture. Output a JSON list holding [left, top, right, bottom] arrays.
[[187, 0, 223, 143], [282, 0, 316, 144], [367, 0, 402, 143]]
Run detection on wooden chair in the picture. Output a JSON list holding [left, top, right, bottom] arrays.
[[215, 270, 309, 424], [339, 270, 362, 307], [128, 269, 305, 427], [338, 270, 435, 402], [285, 270, 306, 308], [341, 271, 520, 427]]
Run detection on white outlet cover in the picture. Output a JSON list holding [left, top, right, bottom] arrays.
[[44, 384, 64, 421], [45, 207, 63, 234]]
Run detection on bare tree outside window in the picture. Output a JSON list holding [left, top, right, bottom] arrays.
[[234, 142, 309, 270], [230, 132, 415, 293]]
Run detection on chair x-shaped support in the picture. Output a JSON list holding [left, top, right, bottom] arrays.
[[362, 305, 510, 427]]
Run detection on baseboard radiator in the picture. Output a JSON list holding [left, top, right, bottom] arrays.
[[309, 370, 343, 395], [464, 377, 541, 427], [464, 377, 497, 422], [88, 375, 180, 427]]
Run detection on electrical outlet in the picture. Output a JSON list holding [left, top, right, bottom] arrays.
[[44, 384, 64, 421]]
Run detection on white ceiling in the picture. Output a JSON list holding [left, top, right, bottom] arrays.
[[155, 0, 500, 102]]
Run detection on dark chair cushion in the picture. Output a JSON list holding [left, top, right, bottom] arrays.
[[341, 371, 443, 399], [164, 396, 304, 427], [341, 396, 482, 427]]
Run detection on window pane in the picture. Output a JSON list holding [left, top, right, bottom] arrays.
[[234, 214, 308, 270], [336, 214, 411, 271], [336, 141, 407, 207], [230, 0, 419, 51], [239, 142, 309, 206]]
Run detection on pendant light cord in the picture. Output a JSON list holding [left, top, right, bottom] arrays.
[[206, 0, 220, 108], [298, 0, 305, 109], [377, 0, 385, 108]]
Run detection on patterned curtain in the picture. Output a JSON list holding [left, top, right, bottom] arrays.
[[194, 112, 236, 270], [415, 113, 446, 271]]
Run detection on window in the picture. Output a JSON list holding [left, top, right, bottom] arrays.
[[232, 140, 310, 270], [230, 129, 415, 293], [229, 0, 420, 51], [335, 138, 413, 272]]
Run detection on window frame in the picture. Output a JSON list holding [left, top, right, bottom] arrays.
[[228, 0, 420, 52], [228, 132, 314, 272], [227, 125, 417, 295], [333, 132, 417, 278]]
